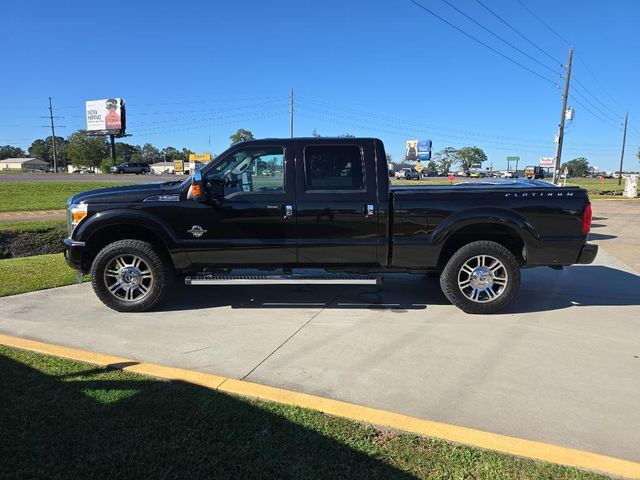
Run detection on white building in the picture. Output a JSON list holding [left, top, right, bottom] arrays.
[[150, 161, 175, 174], [0, 158, 49, 172]]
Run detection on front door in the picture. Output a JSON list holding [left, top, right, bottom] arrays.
[[294, 140, 380, 266], [182, 141, 296, 266]]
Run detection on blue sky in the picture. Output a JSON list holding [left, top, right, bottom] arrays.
[[2, 0, 639, 171]]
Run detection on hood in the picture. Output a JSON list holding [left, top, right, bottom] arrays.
[[68, 180, 185, 205]]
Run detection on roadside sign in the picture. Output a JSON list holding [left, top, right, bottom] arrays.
[[563, 167, 569, 176], [174, 160, 184, 174], [448, 174, 455, 184], [415, 162, 424, 173], [189, 153, 212, 162], [540, 157, 555, 167], [507, 156, 520, 162]]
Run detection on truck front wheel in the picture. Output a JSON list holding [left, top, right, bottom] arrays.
[[91, 239, 171, 312], [440, 240, 520, 314]]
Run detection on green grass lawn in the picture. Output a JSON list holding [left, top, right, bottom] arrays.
[[0, 182, 133, 212], [0, 253, 83, 297], [0, 345, 608, 480]]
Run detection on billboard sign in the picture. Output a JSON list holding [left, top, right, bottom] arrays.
[[174, 160, 184, 174], [405, 140, 418, 161], [539, 157, 555, 167], [85, 98, 126, 135], [416, 140, 432, 161]]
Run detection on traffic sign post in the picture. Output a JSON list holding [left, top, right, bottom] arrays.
[[415, 161, 424, 174]]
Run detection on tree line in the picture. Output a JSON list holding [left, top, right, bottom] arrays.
[[1, 131, 196, 172]]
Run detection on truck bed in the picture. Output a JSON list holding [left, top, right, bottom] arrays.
[[388, 180, 589, 269]]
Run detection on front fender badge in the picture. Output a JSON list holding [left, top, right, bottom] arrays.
[[187, 225, 207, 238]]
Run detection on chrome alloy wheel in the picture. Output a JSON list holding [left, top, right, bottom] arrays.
[[457, 255, 508, 303], [103, 255, 154, 302]]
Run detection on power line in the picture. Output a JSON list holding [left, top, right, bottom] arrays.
[[515, 0, 571, 46], [407, 0, 560, 87], [297, 95, 555, 145], [569, 95, 620, 130], [439, 0, 562, 76], [572, 75, 623, 120], [574, 51, 627, 111], [474, 0, 562, 67], [570, 84, 621, 124]]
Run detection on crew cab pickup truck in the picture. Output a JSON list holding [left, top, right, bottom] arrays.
[[64, 138, 597, 314]]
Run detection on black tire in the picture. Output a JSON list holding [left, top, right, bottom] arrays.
[[440, 240, 520, 314], [91, 239, 172, 312]]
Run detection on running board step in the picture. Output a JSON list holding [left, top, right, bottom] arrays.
[[185, 273, 382, 286]]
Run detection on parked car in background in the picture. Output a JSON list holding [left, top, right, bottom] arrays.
[[501, 171, 516, 179], [110, 163, 151, 175], [73, 168, 94, 175], [396, 167, 420, 180]]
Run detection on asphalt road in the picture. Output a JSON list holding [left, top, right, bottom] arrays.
[[0, 200, 638, 463]]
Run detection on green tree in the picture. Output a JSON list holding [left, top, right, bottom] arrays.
[[100, 156, 123, 174], [28, 137, 69, 167], [181, 147, 195, 158], [67, 130, 109, 170], [433, 147, 460, 174], [457, 146, 488, 172], [141, 143, 162, 164], [161, 146, 182, 162], [115, 142, 141, 162], [229, 129, 254, 145], [427, 160, 437, 172], [561, 157, 590, 177], [0, 145, 26, 159]]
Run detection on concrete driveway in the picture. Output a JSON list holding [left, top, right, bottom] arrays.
[[1, 199, 639, 463]]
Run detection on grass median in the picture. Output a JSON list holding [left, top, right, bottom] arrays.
[[0, 253, 84, 297], [0, 182, 133, 212], [0, 344, 609, 480]]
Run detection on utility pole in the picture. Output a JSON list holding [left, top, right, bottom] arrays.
[[618, 112, 628, 186], [552, 47, 573, 185], [48, 97, 58, 173], [289, 88, 294, 139]]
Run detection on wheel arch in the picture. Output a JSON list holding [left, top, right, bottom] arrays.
[[75, 211, 177, 272], [436, 217, 529, 268]]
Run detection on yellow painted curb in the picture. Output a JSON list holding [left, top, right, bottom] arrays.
[[1, 333, 639, 479]]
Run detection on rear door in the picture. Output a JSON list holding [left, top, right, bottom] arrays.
[[294, 140, 380, 266]]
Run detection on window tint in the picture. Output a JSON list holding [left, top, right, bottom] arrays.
[[206, 146, 285, 195], [304, 145, 364, 191]]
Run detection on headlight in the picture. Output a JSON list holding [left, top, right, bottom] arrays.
[[67, 203, 88, 234]]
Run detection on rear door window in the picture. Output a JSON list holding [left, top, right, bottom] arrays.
[[303, 145, 364, 191]]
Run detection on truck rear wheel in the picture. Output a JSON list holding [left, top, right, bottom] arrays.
[[91, 239, 171, 312], [440, 240, 520, 314]]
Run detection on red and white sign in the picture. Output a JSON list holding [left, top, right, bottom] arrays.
[[539, 157, 555, 167]]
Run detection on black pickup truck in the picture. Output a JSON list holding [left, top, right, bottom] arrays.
[[64, 138, 597, 314]]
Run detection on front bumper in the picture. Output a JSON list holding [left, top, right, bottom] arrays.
[[63, 238, 86, 270], [576, 243, 598, 264]]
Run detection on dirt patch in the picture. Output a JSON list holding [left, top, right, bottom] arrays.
[[0, 224, 67, 259]]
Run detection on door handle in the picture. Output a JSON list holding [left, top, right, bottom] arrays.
[[363, 204, 375, 218], [284, 204, 293, 220]]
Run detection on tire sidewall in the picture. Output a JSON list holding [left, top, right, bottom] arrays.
[[440, 241, 520, 314]]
